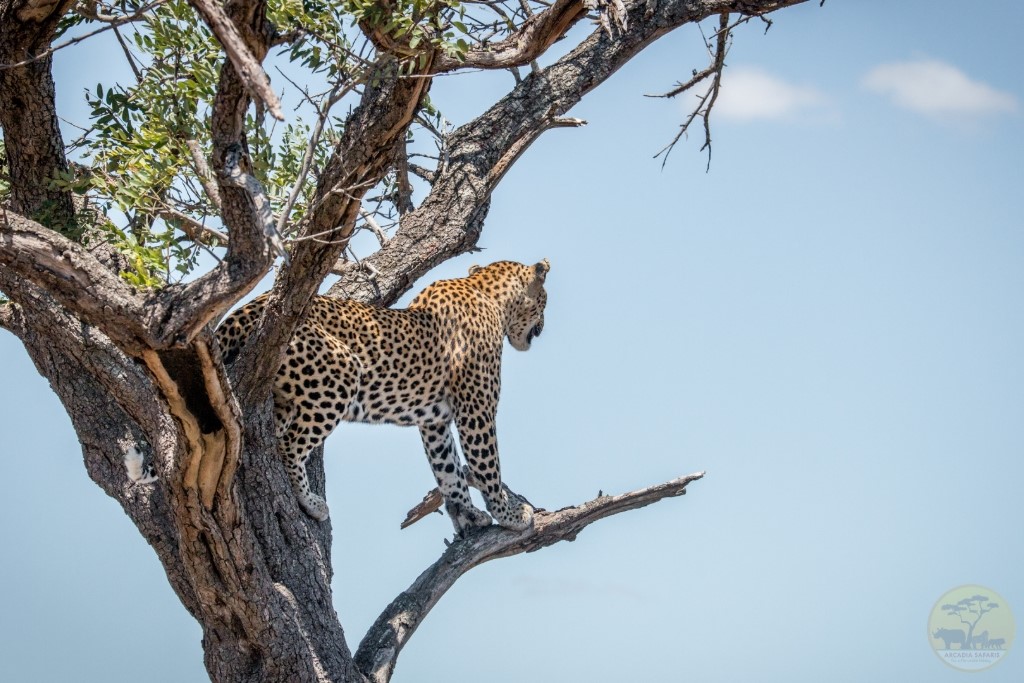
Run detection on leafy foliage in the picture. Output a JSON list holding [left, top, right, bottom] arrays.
[[59, 0, 547, 287]]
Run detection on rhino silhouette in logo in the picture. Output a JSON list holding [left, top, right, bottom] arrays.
[[932, 628, 967, 649]]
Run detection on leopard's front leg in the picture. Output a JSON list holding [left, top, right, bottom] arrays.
[[454, 405, 534, 531], [418, 423, 492, 535]]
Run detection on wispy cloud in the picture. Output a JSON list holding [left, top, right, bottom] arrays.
[[713, 67, 828, 122], [862, 59, 1019, 119]]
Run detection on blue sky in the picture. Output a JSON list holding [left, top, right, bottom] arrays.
[[2, 1, 1023, 681]]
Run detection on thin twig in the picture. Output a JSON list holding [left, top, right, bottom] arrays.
[[274, 80, 350, 238], [111, 25, 143, 82], [358, 208, 389, 247], [653, 12, 730, 169]]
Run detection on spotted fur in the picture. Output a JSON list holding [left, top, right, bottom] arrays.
[[215, 260, 549, 534]]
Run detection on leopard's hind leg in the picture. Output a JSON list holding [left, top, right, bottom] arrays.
[[272, 328, 357, 521]]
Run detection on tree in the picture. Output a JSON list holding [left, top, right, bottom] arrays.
[[942, 595, 1001, 650], [0, 0, 808, 680]]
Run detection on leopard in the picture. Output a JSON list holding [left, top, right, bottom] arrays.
[[214, 259, 550, 535]]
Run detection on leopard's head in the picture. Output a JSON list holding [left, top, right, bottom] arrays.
[[506, 259, 549, 352]]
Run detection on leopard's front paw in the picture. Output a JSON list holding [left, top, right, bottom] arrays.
[[299, 492, 330, 521], [445, 500, 492, 536]]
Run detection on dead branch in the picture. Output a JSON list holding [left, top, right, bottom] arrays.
[[359, 208, 390, 247], [654, 12, 730, 169], [358, 471, 706, 682], [434, 0, 589, 72], [407, 163, 436, 184], [186, 0, 284, 120]]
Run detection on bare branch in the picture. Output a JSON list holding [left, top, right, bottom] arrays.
[[490, 116, 586, 187], [357, 472, 706, 682], [407, 162, 436, 183], [186, 0, 284, 120], [158, 207, 229, 246], [434, 0, 589, 72], [651, 11, 774, 168], [274, 81, 350, 239], [359, 208, 389, 247]]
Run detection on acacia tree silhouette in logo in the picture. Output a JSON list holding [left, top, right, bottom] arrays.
[[942, 594, 1000, 650]]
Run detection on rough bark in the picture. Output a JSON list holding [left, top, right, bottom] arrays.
[[0, 0, 78, 231], [0, 0, 809, 681]]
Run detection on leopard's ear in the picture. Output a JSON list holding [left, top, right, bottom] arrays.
[[468, 264, 483, 275], [527, 259, 549, 296]]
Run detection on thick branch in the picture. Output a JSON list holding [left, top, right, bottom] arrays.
[[185, 0, 283, 335], [0, 209, 152, 350], [187, 0, 284, 120], [0, 279, 200, 620], [0, 209, 262, 352], [356, 472, 705, 682], [433, 0, 589, 73]]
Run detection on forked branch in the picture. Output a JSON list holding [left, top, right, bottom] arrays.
[[433, 0, 590, 73], [186, 0, 284, 120], [651, 12, 731, 168], [355, 471, 705, 682]]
